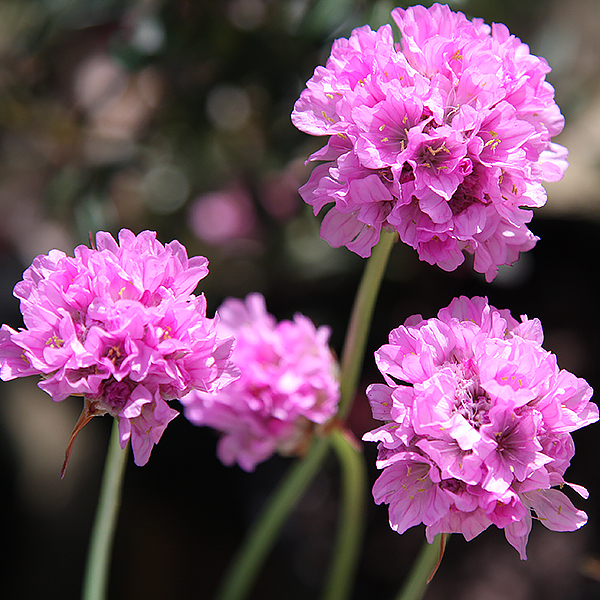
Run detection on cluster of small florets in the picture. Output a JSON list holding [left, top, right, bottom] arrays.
[[363, 296, 597, 558], [0, 229, 238, 466], [292, 3, 568, 280], [181, 293, 340, 471]]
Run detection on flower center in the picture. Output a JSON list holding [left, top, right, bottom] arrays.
[[106, 345, 125, 368], [452, 364, 492, 429], [377, 167, 394, 185], [416, 140, 451, 170]]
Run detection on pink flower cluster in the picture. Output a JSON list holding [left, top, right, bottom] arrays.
[[363, 296, 597, 558], [292, 3, 567, 281], [0, 230, 238, 467], [181, 293, 339, 471]]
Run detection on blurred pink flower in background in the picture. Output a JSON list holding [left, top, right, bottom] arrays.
[[363, 296, 597, 558], [292, 3, 568, 281], [0, 229, 238, 468], [181, 293, 339, 471], [258, 161, 305, 222], [188, 188, 257, 245]]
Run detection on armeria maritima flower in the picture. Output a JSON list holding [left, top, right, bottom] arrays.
[[181, 293, 339, 471], [0, 229, 238, 470], [363, 296, 597, 558], [292, 3, 568, 281]]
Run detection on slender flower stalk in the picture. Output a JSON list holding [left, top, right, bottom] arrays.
[[322, 428, 368, 600], [214, 436, 331, 600], [339, 228, 396, 419], [82, 419, 129, 600], [213, 231, 395, 600], [394, 535, 448, 600]]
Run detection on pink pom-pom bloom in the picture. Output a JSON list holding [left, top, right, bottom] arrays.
[[0, 230, 238, 469], [363, 296, 597, 559], [292, 4, 568, 281], [181, 293, 340, 471]]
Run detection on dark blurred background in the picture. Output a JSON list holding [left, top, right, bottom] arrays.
[[1, 0, 600, 598]]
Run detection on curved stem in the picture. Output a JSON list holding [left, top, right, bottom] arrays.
[[82, 418, 129, 600], [214, 436, 331, 600], [321, 428, 367, 600], [394, 534, 448, 600], [338, 229, 396, 419]]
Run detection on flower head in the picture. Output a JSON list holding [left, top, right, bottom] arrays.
[[363, 296, 597, 558], [0, 229, 238, 469], [181, 293, 339, 471], [292, 4, 567, 281]]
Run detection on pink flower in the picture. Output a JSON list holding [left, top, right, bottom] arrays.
[[0, 230, 238, 468], [188, 188, 257, 245], [292, 4, 567, 281], [363, 296, 597, 558], [181, 293, 339, 471]]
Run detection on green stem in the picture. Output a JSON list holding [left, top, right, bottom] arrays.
[[82, 419, 129, 600], [320, 230, 395, 600], [321, 428, 367, 600], [338, 229, 396, 419], [214, 436, 331, 600], [394, 534, 448, 600]]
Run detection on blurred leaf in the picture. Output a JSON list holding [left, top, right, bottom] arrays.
[[300, 0, 360, 37]]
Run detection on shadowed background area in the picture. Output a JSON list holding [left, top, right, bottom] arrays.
[[1, 0, 600, 599]]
